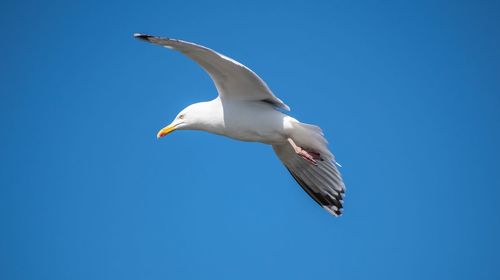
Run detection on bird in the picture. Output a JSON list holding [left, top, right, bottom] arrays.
[[134, 33, 346, 216]]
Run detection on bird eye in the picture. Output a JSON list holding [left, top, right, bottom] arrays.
[[178, 114, 185, 120]]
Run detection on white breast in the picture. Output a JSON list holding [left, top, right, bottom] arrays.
[[215, 100, 292, 144]]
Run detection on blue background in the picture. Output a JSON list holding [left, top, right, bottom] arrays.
[[1, 0, 499, 279]]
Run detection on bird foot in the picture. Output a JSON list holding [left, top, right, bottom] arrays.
[[298, 149, 322, 165], [287, 138, 323, 165]]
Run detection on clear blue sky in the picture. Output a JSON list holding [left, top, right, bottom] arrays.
[[1, 0, 499, 279]]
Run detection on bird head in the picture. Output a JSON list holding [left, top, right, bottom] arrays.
[[156, 103, 208, 138]]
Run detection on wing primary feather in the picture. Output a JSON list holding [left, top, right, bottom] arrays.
[[134, 33, 155, 42], [273, 144, 345, 217], [134, 33, 291, 111], [286, 167, 339, 212]]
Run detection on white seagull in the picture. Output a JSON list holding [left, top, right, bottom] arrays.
[[135, 33, 346, 216]]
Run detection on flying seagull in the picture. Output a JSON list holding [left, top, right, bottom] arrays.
[[134, 33, 346, 216]]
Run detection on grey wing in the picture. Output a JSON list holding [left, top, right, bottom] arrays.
[[273, 144, 346, 216], [134, 33, 290, 111]]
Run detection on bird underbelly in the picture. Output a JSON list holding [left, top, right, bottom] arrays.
[[221, 127, 287, 145], [212, 101, 291, 145]]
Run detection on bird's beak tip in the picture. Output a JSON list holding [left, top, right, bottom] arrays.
[[156, 125, 176, 139], [156, 131, 166, 139]]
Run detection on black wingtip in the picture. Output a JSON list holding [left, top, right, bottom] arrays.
[[134, 33, 152, 41], [285, 167, 344, 217]]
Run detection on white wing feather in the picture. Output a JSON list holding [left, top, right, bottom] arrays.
[[134, 33, 290, 111]]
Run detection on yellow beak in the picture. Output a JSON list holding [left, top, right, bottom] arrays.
[[157, 124, 177, 139]]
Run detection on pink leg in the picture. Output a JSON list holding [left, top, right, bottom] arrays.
[[287, 138, 322, 165]]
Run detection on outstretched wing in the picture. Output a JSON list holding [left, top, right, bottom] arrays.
[[134, 33, 290, 111], [273, 143, 346, 216]]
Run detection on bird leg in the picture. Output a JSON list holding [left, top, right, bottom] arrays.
[[287, 138, 322, 165]]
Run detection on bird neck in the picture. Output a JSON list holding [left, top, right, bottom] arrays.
[[189, 99, 225, 134]]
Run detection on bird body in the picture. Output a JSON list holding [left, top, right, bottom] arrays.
[[135, 33, 346, 216], [184, 97, 292, 144]]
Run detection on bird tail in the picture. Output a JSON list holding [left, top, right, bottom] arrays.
[[289, 122, 334, 160]]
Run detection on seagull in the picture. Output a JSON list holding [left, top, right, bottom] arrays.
[[134, 33, 346, 216]]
